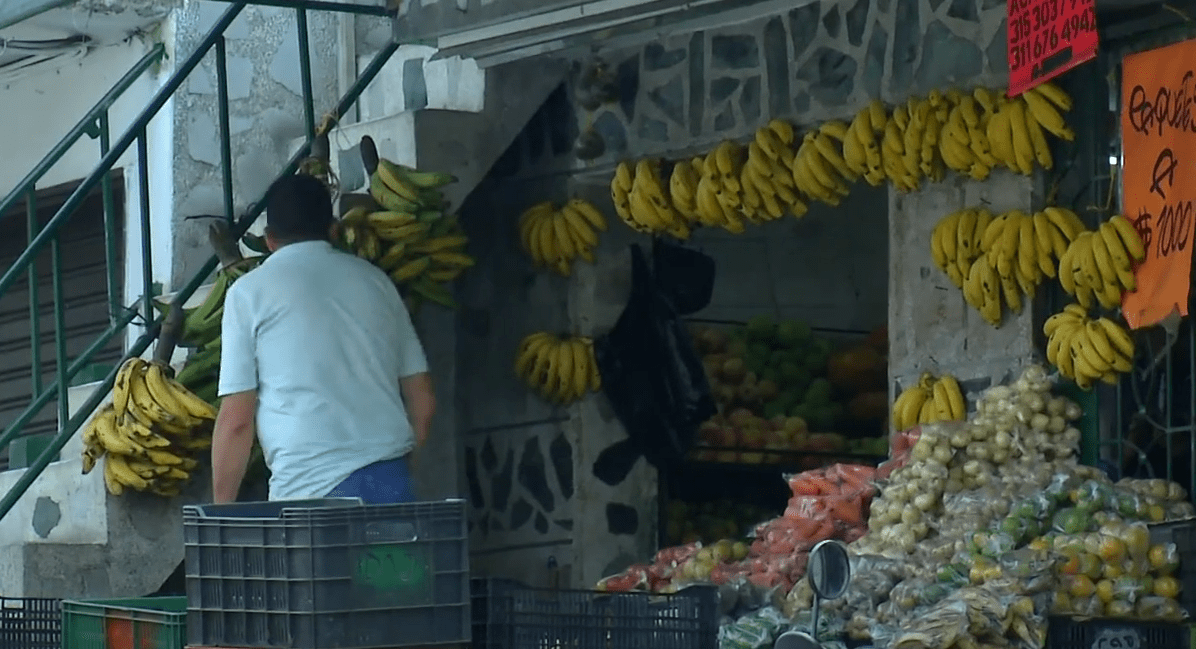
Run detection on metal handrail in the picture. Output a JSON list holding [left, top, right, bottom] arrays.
[[0, 1, 401, 521]]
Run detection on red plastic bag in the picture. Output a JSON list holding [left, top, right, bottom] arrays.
[[787, 463, 877, 498], [596, 564, 649, 592]]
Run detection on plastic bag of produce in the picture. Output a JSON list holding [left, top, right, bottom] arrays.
[[784, 493, 869, 528], [786, 463, 877, 497], [594, 243, 716, 470], [1136, 595, 1187, 621], [654, 541, 702, 565], [969, 530, 1018, 558], [718, 606, 787, 649], [887, 598, 970, 649], [1118, 477, 1190, 502], [595, 564, 649, 592]]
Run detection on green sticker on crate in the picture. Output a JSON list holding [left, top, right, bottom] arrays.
[[352, 544, 430, 591]]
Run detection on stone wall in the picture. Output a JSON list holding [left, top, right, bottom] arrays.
[[455, 163, 580, 586], [888, 171, 1042, 394], [169, 1, 340, 286], [471, 0, 1030, 587], [558, 0, 1008, 171]]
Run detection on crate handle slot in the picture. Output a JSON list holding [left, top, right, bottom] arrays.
[[364, 521, 418, 542], [188, 498, 363, 519]]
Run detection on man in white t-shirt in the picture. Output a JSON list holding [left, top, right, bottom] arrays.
[[210, 174, 435, 504]]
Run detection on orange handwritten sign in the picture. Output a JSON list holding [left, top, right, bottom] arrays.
[[1120, 39, 1196, 329]]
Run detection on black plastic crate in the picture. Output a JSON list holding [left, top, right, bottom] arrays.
[[471, 578, 718, 649], [0, 597, 59, 649], [1147, 519, 1196, 616], [183, 498, 470, 649], [1047, 616, 1188, 649]]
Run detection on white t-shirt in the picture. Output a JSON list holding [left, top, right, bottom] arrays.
[[217, 240, 428, 501]]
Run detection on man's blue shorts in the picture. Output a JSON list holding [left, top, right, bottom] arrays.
[[325, 455, 418, 504]]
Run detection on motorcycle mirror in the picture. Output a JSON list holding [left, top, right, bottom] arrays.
[[773, 630, 821, 649], [808, 539, 851, 600]]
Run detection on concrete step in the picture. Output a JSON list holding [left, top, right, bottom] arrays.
[[300, 56, 568, 215], [0, 358, 206, 599]]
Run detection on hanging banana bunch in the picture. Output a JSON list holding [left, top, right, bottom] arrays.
[[517, 199, 610, 277], [514, 332, 602, 404], [81, 358, 217, 497], [334, 155, 472, 311]]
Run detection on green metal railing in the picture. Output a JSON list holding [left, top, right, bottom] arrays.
[[0, 1, 400, 521]]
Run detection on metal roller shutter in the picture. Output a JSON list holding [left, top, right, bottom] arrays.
[[0, 174, 125, 469]]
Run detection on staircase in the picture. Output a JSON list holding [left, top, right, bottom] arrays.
[[0, 0, 566, 599]]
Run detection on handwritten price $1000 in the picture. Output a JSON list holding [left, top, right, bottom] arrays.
[[1009, 4, 1096, 71]]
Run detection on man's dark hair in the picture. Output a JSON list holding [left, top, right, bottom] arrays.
[[265, 174, 334, 243]]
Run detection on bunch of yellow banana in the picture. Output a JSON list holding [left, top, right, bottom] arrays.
[[610, 159, 692, 238], [842, 100, 889, 186], [939, 89, 1002, 181], [689, 141, 749, 233], [792, 124, 854, 205], [739, 120, 809, 222], [513, 332, 601, 404], [930, 207, 995, 288], [81, 358, 218, 497], [961, 207, 1085, 326], [1044, 304, 1135, 390], [337, 205, 473, 311], [1059, 214, 1147, 310], [884, 92, 956, 192], [986, 82, 1074, 175], [891, 372, 967, 431], [517, 199, 610, 276]]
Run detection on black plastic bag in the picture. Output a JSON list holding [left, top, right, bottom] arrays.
[[651, 237, 715, 315], [594, 243, 716, 470]]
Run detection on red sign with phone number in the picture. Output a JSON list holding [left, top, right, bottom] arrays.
[[1007, 0, 1099, 96]]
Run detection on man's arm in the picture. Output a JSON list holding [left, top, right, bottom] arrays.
[[400, 373, 435, 447], [212, 391, 257, 503], [212, 282, 259, 503]]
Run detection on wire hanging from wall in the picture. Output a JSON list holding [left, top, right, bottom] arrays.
[[0, 35, 93, 86]]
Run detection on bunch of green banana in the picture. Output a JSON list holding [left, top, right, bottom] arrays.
[[174, 337, 221, 407], [842, 100, 889, 186], [739, 120, 809, 222], [939, 89, 1002, 181], [891, 372, 967, 431], [517, 199, 609, 277], [792, 122, 856, 204], [1044, 304, 1136, 390], [1059, 214, 1147, 310], [513, 332, 601, 404], [611, 158, 692, 238], [987, 82, 1074, 175], [154, 256, 263, 349], [81, 358, 217, 497], [930, 207, 995, 288]]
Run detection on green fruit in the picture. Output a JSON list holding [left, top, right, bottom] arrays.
[[776, 319, 812, 347], [746, 315, 777, 342]]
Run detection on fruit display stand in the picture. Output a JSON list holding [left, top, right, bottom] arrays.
[[591, 365, 1196, 649], [659, 317, 888, 549]]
